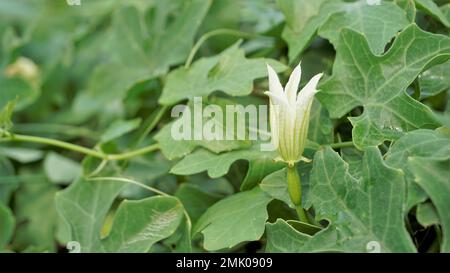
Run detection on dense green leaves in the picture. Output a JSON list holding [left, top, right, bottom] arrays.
[[319, 24, 450, 148], [73, 0, 211, 117], [56, 178, 185, 253], [279, 0, 411, 61], [1, 0, 450, 254], [267, 147, 416, 252], [159, 42, 286, 105]]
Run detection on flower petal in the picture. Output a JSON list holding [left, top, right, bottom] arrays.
[[285, 62, 301, 105], [265, 91, 291, 159], [264, 91, 280, 148], [267, 64, 284, 97], [265, 90, 289, 108], [297, 73, 323, 107], [294, 99, 313, 160]]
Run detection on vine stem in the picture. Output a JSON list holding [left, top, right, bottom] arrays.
[[0, 131, 159, 161], [286, 164, 309, 223], [185, 28, 261, 68], [131, 105, 168, 147], [88, 176, 169, 196]]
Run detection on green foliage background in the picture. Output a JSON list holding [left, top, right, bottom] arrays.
[[0, 0, 450, 253]]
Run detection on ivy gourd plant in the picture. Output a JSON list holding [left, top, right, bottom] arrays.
[[0, 0, 449, 253]]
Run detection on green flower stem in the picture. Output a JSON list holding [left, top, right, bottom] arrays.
[[0, 131, 159, 161], [185, 28, 261, 68], [287, 164, 309, 223]]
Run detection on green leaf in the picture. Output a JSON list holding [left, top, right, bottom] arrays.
[[100, 118, 141, 143], [419, 61, 450, 99], [340, 147, 364, 178], [318, 1, 410, 55], [155, 99, 250, 160], [155, 121, 198, 160], [163, 214, 193, 253], [171, 146, 277, 178], [279, 0, 410, 61], [159, 42, 286, 105], [443, 4, 450, 23], [102, 196, 184, 253], [278, 0, 343, 61], [55, 178, 126, 252], [44, 152, 81, 185], [240, 157, 284, 191], [414, 0, 450, 28], [194, 187, 272, 251], [267, 147, 416, 252], [308, 99, 334, 145], [175, 184, 221, 224], [408, 156, 450, 252], [416, 202, 440, 228], [260, 169, 292, 207], [395, 0, 417, 23], [0, 147, 44, 163], [112, 1, 212, 75], [385, 129, 450, 209], [0, 203, 14, 249], [319, 24, 450, 148], [265, 219, 311, 252]]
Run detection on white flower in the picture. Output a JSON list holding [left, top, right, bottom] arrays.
[[265, 62, 323, 166]]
